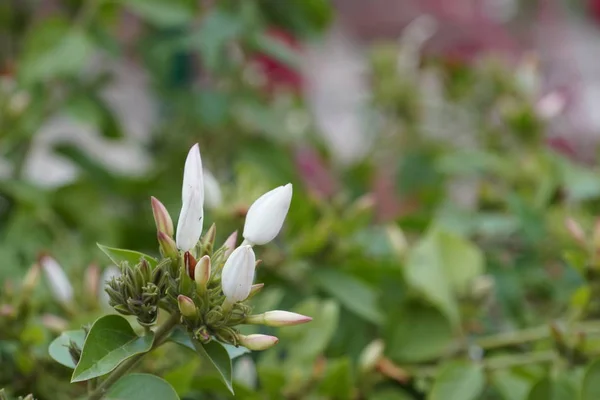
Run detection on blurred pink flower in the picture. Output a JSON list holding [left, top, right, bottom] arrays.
[[251, 28, 302, 93], [294, 146, 339, 200], [335, 0, 520, 62]]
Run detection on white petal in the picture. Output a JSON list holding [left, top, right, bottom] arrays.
[[41, 256, 73, 303], [203, 169, 222, 209], [243, 184, 293, 245], [221, 245, 256, 303], [182, 143, 204, 205], [176, 188, 204, 251]]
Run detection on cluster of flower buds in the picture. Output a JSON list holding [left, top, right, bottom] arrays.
[[105, 258, 169, 326], [138, 143, 310, 350]]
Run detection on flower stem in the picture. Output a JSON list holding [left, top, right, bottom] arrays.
[[87, 312, 180, 400]]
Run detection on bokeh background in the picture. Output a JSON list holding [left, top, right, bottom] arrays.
[[4, 0, 600, 399]]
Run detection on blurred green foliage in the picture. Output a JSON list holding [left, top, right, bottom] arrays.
[[3, 0, 600, 399]]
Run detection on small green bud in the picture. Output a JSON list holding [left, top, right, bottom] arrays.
[[158, 231, 178, 259], [195, 255, 211, 294], [247, 283, 264, 299], [177, 295, 197, 318], [202, 223, 217, 252]]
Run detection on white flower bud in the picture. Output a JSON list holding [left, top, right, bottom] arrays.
[[359, 339, 384, 372], [245, 310, 312, 327], [176, 144, 205, 251], [238, 334, 279, 351], [40, 255, 73, 304], [234, 356, 257, 389], [243, 184, 292, 245], [203, 169, 222, 209], [194, 255, 211, 294], [221, 245, 256, 304]]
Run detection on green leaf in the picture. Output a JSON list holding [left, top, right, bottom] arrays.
[[429, 361, 485, 400], [492, 370, 532, 400], [121, 0, 195, 27], [164, 359, 199, 396], [168, 328, 250, 360], [405, 229, 484, 326], [385, 303, 454, 363], [193, 340, 234, 394], [19, 18, 93, 84], [526, 376, 576, 400], [370, 388, 414, 400], [193, 9, 243, 71], [105, 373, 179, 400], [251, 32, 300, 70], [97, 243, 158, 268], [71, 315, 154, 382], [223, 343, 251, 360], [313, 269, 383, 325], [581, 359, 600, 400], [318, 357, 353, 400], [48, 330, 86, 369], [279, 298, 339, 363], [66, 92, 123, 139]]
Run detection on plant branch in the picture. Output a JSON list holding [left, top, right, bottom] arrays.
[[473, 320, 600, 350], [414, 350, 557, 378], [87, 312, 180, 400]]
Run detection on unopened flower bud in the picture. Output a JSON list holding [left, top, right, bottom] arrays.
[[566, 217, 586, 246], [99, 266, 121, 308], [184, 251, 198, 280], [22, 264, 40, 295], [245, 310, 312, 327], [234, 356, 257, 388], [176, 144, 205, 252], [204, 169, 223, 209], [221, 245, 256, 305], [202, 223, 217, 250], [40, 255, 73, 304], [41, 313, 69, 333], [84, 264, 100, 304], [151, 196, 174, 237], [359, 339, 384, 372], [386, 224, 408, 259], [247, 283, 264, 299], [158, 231, 178, 259], [223, 231, 238, 259], [238, 334, 279, 351], [177, 295, 197, 318], [243, 184, 292, 245], [195, 255, 211, 294]]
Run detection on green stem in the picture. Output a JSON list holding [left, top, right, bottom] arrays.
[[87, 312, 180, 400], [473, 320, 600, 350], [87, 378, 97, 393], [415, 350, 557, 378]]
